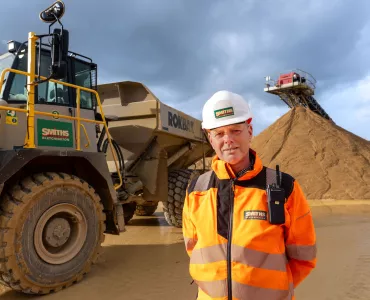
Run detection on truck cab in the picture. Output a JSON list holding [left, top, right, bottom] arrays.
[[0, 42, 98, 151]]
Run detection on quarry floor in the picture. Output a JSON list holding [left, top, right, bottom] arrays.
[[1, 202, 370, 300]]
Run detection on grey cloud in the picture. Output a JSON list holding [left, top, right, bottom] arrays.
[[2, 0, 369, 97], [0, 0, 369, 138]]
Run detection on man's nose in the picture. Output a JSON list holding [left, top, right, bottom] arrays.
[[222, 132, 234, 143]]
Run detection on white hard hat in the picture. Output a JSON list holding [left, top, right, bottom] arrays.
[[201, 90, 253, 129]]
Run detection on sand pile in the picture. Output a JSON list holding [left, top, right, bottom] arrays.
[[251, 107, 370, 200]]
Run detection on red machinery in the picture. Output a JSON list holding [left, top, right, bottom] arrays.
[[276, 72, 306, 86], [264, 69, 332, 122]]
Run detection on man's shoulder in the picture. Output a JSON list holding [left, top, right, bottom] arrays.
[[187, 170, 216, 194], [264, 165, 296, 181], [186, 165, 297, 199], [263, 165, 296, 199]]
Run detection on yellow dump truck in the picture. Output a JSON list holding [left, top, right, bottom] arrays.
[[0, 1, 213, 295]]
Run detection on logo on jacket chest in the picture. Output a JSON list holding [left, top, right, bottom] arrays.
[[244, 210, 267, 221]]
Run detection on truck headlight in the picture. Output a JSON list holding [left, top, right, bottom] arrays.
[[7, 40, 21, 53]]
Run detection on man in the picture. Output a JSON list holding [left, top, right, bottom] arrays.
[[182, 91, 317, 300]]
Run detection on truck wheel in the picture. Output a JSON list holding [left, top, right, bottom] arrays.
[[135, 203, 158, 216], [0, 172, 106, 294], [164, 169, 200, 228], [123, 202, 136, 224]]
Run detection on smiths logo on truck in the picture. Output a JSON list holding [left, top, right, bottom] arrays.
[[37, 119, 73, 147], [42, 128, 69, 140], [168, 111, 194, 133]]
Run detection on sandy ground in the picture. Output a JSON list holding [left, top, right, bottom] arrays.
[[1, 203, 370, 300]]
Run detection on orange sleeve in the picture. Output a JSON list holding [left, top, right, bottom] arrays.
[[182, 189, 198, 257], [285, 180, 317, 288]]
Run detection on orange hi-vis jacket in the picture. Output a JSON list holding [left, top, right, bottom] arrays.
[[182, 150, 317, 300]]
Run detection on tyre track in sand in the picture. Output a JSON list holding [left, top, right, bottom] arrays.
[[343, 225, 370, 300], [1, 209, 370, 299], [296, 214, 370, 300]]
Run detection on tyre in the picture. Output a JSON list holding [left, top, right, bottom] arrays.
[[163, 169, 201, 228], [135, 203, 158, 216], [0, 172, 106, 294], [122, 202, 137, 224]]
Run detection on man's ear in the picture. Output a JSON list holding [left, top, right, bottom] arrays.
[[203, 129, 212, 143], [207, 131, 213, 144], [248, 124, 253, 137], [206, 130, 217, 149]]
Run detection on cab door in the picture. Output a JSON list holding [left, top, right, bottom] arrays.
[[71, 58, 98, 153], [34, 78, 76, 150], [33, 52, 76, 150]]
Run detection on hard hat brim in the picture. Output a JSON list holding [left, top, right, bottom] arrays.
[[202, 116, 252, 130]]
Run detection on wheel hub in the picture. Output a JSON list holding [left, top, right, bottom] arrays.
[[44, 218, 71, 247], [34, 203, 88, 265]]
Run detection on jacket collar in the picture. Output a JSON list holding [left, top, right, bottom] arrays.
[[211, 148, 263, 181]]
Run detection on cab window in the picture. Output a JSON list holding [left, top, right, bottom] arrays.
[[36, 53, 70, 106], [74, 59, 94, 109], [6, 50, 70, 105], [0, 53, 14, 98], [7, 51, 28, 102]]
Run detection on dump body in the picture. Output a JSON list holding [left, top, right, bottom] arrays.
[[98, 81, 213, 171], [98, 81, 214, 204]]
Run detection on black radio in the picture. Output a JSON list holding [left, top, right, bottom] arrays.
[[266, 165, 286, 225]]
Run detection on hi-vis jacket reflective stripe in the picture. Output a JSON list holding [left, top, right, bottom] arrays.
[[182, 149, 317, 300]]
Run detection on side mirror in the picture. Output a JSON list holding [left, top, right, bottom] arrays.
[[39, 1, 65, 23], [51, 28, 69, 79]]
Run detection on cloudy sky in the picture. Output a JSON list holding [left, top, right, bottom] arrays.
[[1, 0, 369, 140]]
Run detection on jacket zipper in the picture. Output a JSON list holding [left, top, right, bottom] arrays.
[[227, 179, 235, 300]]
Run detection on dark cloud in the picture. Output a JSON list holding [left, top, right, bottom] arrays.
[[0, 0, 369, 138]]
